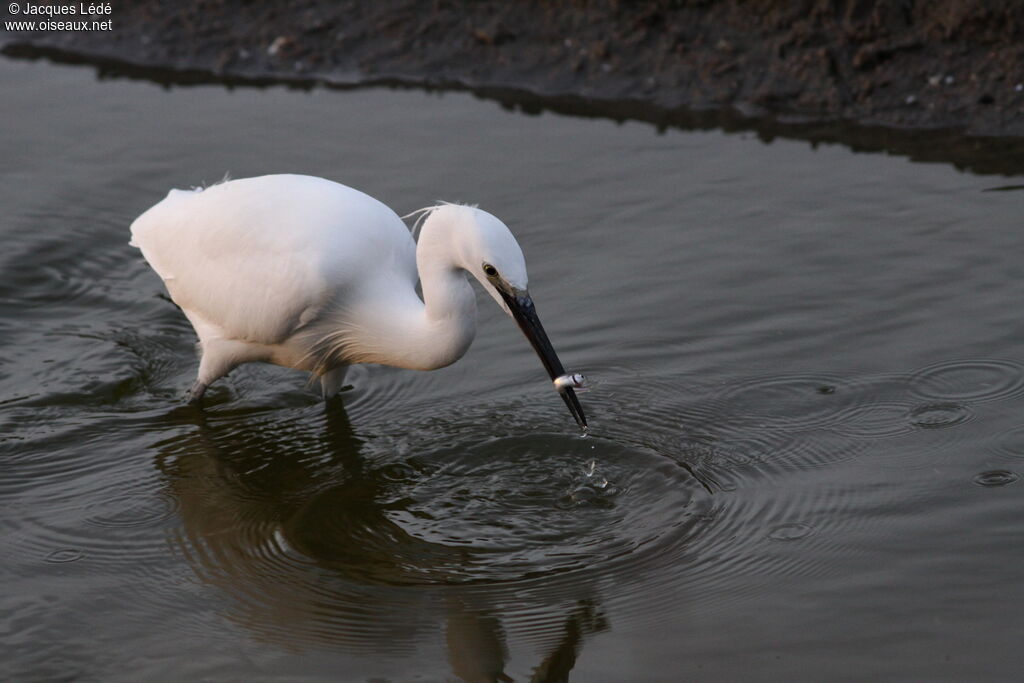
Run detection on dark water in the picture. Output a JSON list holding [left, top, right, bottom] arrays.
[[3, 55, 1024, 682]]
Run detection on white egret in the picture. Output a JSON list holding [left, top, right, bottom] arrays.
[[130, 174, 587, 428]]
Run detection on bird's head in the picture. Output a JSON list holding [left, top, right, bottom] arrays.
[[416, 204, 587, 430]]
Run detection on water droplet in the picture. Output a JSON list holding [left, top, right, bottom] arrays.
[[973, 470, 1018, 488], [581, 459, 611, 490], [768, 523, 814, 541], [45, 549, 83, 563]]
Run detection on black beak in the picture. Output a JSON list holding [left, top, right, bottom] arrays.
[[499, 289, 587, 429]]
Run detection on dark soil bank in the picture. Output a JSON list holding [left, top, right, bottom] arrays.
[[5, 0, 1024, 137]]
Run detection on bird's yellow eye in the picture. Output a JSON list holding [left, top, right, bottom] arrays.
[[483, 263, 498, 277]]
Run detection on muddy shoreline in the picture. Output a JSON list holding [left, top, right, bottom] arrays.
[[5, 1, 1024, 158]]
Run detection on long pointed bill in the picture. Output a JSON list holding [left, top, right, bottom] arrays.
[[499, 289, 587, 429]]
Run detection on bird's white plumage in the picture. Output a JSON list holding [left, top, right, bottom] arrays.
[[131, 175, 416, 346], [129, 174, 533, 399]]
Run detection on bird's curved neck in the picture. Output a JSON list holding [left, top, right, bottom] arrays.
[[334, 264, 475, 372], [325, 212, 477, 372], [409, 227, 478, 368]]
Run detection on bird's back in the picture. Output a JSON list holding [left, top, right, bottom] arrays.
[[130, 174, 417, 345]]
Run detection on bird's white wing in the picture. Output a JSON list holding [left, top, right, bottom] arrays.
[[130, 175, 417, 345]]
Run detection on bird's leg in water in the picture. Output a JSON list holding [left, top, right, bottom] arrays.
[[186, 379, 207, 405]]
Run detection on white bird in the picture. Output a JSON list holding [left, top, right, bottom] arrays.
[[130, 174, 587, 428]]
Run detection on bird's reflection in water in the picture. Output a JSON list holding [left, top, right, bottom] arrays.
[[153, 402, 608, 681], [446, 597, 607, 683]]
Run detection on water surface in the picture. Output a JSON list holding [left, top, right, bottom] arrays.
[[2, 56, 1024, 681]]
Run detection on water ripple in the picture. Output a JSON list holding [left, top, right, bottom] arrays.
[[907, 402, 973, 430], [988, 425, 1024, 462], [83, 488, 178, 529], [140, 363, 899, 653], [767, 523, 815, 542], [973, 470, 1019, 487], [711, 372, 853, 430], [44, 548, 85, 563], [835, 400, 918, 439], [909, 358, 1024, 404]]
